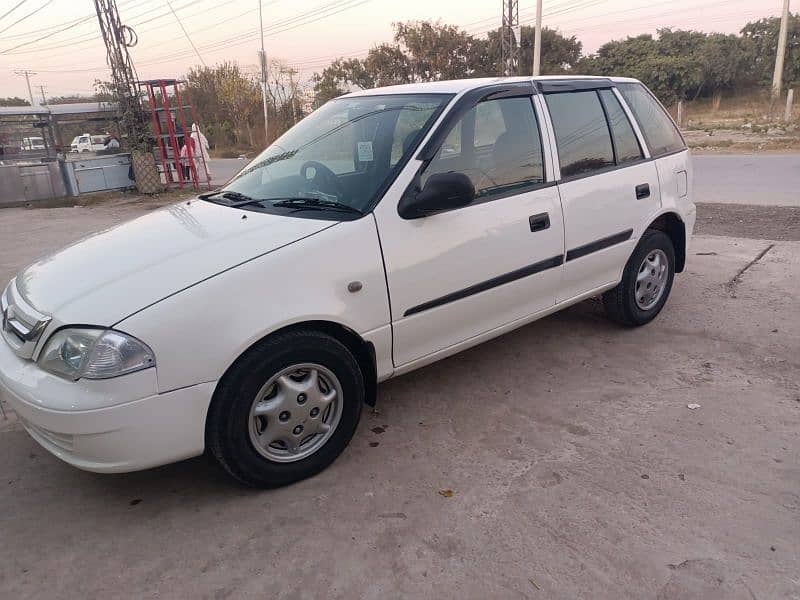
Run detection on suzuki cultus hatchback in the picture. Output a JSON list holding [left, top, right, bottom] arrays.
[[0, 76, 694, 487]]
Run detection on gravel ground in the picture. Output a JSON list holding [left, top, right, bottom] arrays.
[[0, 199, 798, 599]]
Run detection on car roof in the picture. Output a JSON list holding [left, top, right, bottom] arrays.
[[341, 75, 640, 97]]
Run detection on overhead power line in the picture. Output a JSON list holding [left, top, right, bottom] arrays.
[[165, 0, 207, 66], [0, 0, 53, 35], [0, 0, 29, 23], [0, 0, 194, 52], [15, 0, 369, 73]]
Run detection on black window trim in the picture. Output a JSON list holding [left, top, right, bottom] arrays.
[[543, 87, 617, 180], [399, 81, 553, 219], [542, 84, 687, 185], [535, 78, 614, 93], [599, 87, 646, 165]]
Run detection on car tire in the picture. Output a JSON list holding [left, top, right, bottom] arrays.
[[603, 229, 675, 327], [206, 329, 364, 488]]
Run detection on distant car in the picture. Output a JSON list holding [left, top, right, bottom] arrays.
[[70, 134, 106, 153], [0, 76, 694, 488], [20, 136, 45, 151]]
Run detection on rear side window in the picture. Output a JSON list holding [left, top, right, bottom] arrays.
[[617, 82, 685, 157], [545, 91, 614, 178], [598, 89, 643, 165]]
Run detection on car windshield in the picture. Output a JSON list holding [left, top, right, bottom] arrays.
[[219, 93, 452, 214]]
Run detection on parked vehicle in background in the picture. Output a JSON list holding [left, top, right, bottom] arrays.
[[20, 137, 45, 151], [70, 134, 107, 153], [0, 76, 694, 488]]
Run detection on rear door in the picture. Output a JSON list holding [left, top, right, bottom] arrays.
[[373, 84, 565, 367], [542, 82, 661, 302]]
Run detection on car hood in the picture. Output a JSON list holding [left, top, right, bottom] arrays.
[[15, 200, 335, 326]]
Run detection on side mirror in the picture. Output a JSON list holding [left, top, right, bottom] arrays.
[[398, 172, 475, 219]]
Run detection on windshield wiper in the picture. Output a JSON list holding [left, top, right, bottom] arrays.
[[271, 198, 363, 215]]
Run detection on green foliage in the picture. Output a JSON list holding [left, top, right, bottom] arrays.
[[312, 21, 581, 105], [0, 97, 31, 107], [741, 14, 800, 86], [185, 61, 303, 148], [313, 15, 797, 109]]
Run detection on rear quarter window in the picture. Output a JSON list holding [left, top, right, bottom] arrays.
[[617, 82, 685, 157]]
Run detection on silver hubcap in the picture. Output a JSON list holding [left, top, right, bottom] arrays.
[[248, 363, 342, 463], [635, 249, 668, 310]]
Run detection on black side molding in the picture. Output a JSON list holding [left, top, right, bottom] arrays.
[[566, 229, 633, 262], [404, 254, 563, 317]]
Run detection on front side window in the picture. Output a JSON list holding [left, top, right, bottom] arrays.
[[421, 96, 544, 201], [220, 94, 450, 214], [545, 90, 614, 178], [616, 82, 685, 157]]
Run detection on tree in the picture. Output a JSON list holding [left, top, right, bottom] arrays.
[[185, 62, 262, 147], [580, 30, 702, 104], [0, 97, 31, 107], [312, 21, 488, 105], [741, 13, 800, 87], [484, 26, 582, 75], [695, 33, 756, 100]]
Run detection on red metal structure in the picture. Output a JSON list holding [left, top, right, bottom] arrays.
[[139, 78, 212, 190]]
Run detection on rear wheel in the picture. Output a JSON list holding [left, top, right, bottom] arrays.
[[206, 330, 364, 487], [603, 229, 675, 327]]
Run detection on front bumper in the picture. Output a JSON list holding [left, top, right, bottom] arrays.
[[0, 337, 215, 473]]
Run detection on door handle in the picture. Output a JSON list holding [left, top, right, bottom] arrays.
[[529, 212, 550, 232], [635, 183, 650, 199]]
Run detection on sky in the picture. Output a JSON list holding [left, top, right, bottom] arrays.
[[0, 0, 783, 101]]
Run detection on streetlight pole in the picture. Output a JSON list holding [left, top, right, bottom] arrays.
[[532, 0, 542, 76], [258, 0, 269, 144], [772, 0, 791, 99]]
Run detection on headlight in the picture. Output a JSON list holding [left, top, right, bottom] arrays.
[[38, 328, 155, 380]]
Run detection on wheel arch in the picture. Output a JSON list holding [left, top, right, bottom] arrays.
[[217, 320, 378, 408], [645, 212, 686, 273]]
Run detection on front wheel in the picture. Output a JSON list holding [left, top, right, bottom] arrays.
[[603, 229, 675, 327], [206, 330, 364, 487]]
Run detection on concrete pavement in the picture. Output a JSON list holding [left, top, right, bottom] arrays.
[[0, 197, 798, 598]]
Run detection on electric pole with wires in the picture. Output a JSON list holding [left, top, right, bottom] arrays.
[[258, 0, 269, 145], [501, 0, 520, 76], [14, 69, 36, 106], [93, 0, 160, 192]]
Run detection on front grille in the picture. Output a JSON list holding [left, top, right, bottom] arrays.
[[1, 279, 51, 360]]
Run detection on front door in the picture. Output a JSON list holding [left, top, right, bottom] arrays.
[[373, 88, 565, 367]]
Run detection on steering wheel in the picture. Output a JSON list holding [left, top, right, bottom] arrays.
[[300, 161, 345, 199]]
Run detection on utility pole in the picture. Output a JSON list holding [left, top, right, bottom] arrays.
[[258, 0, 269, 144], [772, 0, 791, 99], [14, 69, 36, 106], [533, 0, 543, 76], [37, 85, 47, 105], [501, 0, 520, 76], [94, 0, 160, 192]]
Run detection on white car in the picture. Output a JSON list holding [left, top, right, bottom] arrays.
[[0, 76, 694, 487], [20, 136, 46, 151], [70, 134, 107, 153]]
